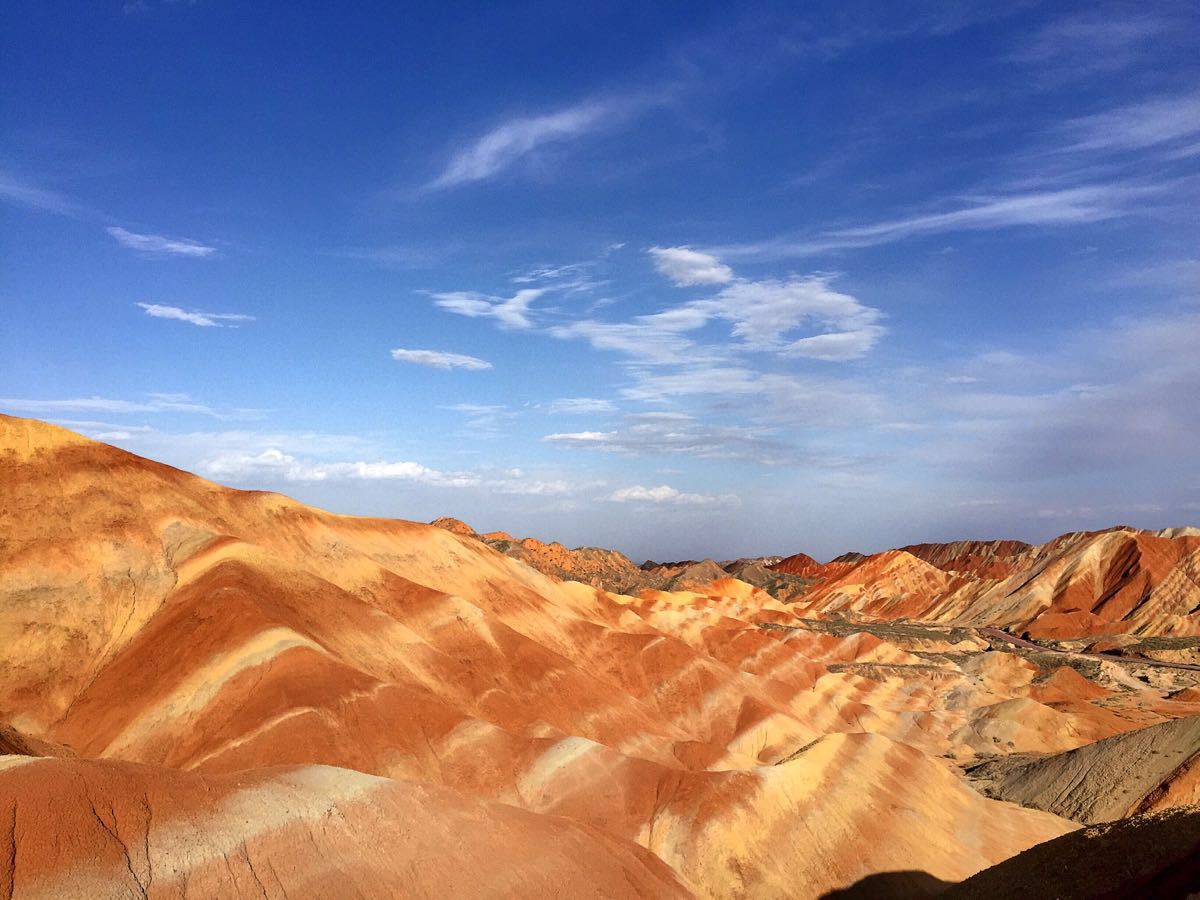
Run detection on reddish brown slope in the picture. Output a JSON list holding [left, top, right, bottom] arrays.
[[774, 529, 1200, 639], [900, 539, 1033, 579], [0, 755, 688, 899], [3, 414, 1191, 896]]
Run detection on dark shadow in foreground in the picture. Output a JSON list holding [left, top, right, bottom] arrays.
[[828, 808, 1200, 900], [821, 870, 951, 899]]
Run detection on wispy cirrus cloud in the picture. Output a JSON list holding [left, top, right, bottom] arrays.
[[1008, 8, 1180, 82], [1055, 90, 1200, 157], [432, 288, 544, 329], [0, 392, 261, 419], [0, 170, 90, 217], [542, 397, 617, 415], [719, 183, 1160, 259], [441, 402, 518, 437], [0, 171, 227, 260], [390, 348, 492, 370], [138, 302, 254, 327], [429, 100, 614, 189], [543, 412, 802, 465], [107, 226, 216, 257], [427, 87, 667, 190]]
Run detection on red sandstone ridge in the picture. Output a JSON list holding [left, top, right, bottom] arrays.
[[430, 516, 477, 537], [3, 414, 1199, 897], [772, 529, 1200, 639], [771, 551, 825, 577], [900, 539, 1034, 579]]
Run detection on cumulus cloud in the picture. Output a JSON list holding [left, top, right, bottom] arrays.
[[608, 484, 738, 507], [432, 288, 544, 329], [138, 303, 255, 327], [710, 275, 883, 356], [390, 348, 492, 370], [783, 327, 884, 361], [437, 250, 885, 367], [555, 272, 884, 364], [200, 446, 575, 497], [649, 246, 734, 286], [107, 226, 216, 257], [202, 449, 481, 486]]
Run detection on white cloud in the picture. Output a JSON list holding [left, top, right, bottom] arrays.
[[544, 430, 613, 443], [543, 397, 616, 415], [489, 478, 572, 496], [107, 226, 216, 257], [719, 184, 1160, 258], [201, 446, 578, 497], [555, 273, 884, 363], [202, 448, 482, 486], [0, 170, 89, 217], [608, 484, 738, 507], [0, 392, 247, 418], [430, 101, 614, 189], [544, 414, 806, 465], [548, 319, 699, 366], [432, 288, 544, 329], [511, 261, 592, 284], [1009, 10, 1177, 81], [441, 403, 517, 437], [1057, 91, 1200, 156], [390, 348, 492, 370], [649, 246, 734, 286], [620, 369, 881, 423], [138, 303, 255, 327], [827, 186, 1143, 245], [48, 419, 157, 434], [708, 275, 883, 356], [783, 327, 884, 361]]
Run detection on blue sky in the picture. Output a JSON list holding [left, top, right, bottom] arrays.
[[3, 1, 1198, 560]]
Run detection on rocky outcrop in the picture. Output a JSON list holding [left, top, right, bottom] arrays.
[[967, 715, 1200, 824]]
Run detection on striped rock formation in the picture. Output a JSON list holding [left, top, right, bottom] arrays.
[[2, 414, 1198, 897], [773, 529, 1200, 639]]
